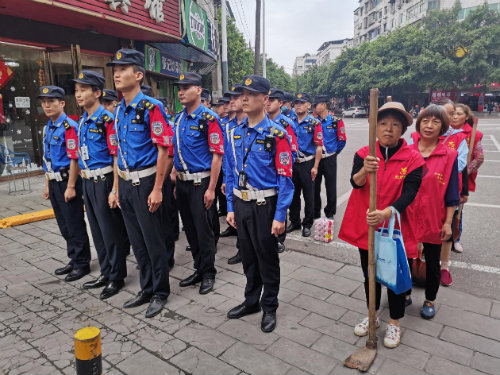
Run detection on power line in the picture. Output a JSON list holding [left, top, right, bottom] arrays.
[[236, 0, 252, 44], [229, 0, 252, 45]]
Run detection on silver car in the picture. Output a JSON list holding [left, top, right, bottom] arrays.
[[342, 107, 367, 118]]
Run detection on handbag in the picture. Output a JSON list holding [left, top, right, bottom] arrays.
[[374, 207, 412, 295], [411, 244, 426, 286]]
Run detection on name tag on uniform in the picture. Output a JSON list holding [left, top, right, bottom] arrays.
[[80, 145, 90, 161]]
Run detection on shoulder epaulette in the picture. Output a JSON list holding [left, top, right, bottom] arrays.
[[139, 98, 155, 110], [271, 127, 286, 139], [63, 120, 71, 130], [201, 112, 216, 121], [309, 118, 320, 126], [102, 114, 113, 124], [280, 119, 288, 127]]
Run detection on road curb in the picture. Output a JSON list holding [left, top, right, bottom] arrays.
[[0, 209, 55, 228]]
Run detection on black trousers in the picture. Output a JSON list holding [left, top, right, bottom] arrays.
[[289, 158, 315, 228], [163, 178, 176, 263], [49, 177, 91, 270], [119, 173, 171, 298], [314, 154, 337, 219], [421, 243, 441, 301], [176, 177, 217, 279], [359, 248, 406, 320], [83, 174, 128, 281], [215, 171, 227, 215], [235, 196, 280, 312]]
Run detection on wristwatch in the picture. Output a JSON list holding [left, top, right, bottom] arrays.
[[111, 189, 117, 195]]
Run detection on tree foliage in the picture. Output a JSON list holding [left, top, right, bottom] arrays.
[[293, 4, 500, 99]]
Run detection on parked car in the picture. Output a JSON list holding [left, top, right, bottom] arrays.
[[342, 107, 367, 118]]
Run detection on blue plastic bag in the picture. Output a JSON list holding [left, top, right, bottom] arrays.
[[374, 207, 412, 295]]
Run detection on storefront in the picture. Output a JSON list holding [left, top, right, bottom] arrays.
[[0, 0, 180, 177]]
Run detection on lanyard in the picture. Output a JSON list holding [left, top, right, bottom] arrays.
[[241, 129, 258, 172]]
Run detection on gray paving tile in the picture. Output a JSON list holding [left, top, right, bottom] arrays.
[[170, 346, 240, 375], [173, 322, 236, 357], [116, 349, 183, 375]]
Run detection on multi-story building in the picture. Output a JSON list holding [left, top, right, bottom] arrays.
[[293, 53, 319, 77], [293, 38, 352, 76], [353, 0, 500, 46]]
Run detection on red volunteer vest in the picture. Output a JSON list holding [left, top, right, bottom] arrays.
[[408, 141, 458, 244], [462, 124, 483, 192], [339, 140, 425, 258]]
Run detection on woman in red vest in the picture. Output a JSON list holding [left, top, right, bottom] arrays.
[[339, 102, 424, 349], [452, 104, 484, 253], [408, 105, 460, 319]]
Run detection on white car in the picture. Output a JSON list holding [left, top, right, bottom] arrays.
[[342, 107, 367, 118]]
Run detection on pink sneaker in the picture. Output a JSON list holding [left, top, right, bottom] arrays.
[[441, 269, 453, 286]]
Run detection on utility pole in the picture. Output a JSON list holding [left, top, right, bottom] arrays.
[[221, 0, 229, 92], [254, 0, 261, 75], [262, 0, 266, 78]]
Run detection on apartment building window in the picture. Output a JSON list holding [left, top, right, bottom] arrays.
[[428, 0, 439, 11], [384, 6, 387, 14]]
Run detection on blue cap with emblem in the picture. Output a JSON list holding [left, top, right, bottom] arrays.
[[313, 94, 329, 106], [73, 70, 105, 90], [235, 75, 270, 94], [107, 49, 145, 67], [38, 86, 65, 100], [227, 84, 242, 96], [282, 92, 294, 102], [141, 85, 154, 96], [269, 88, 285, 100], [294, 92, 312, 103], [102, 89, 119, 101], [201, 88, 210, 100], [174, 72, 202, 86]]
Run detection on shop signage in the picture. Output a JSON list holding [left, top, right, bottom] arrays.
[[183, 0, 208, 50], [144, 45, 181, 78], [431, 90, 455, 101], [104, 0, 131, 14], [14, 97, 30, 109], [105, 0, 165, 24]]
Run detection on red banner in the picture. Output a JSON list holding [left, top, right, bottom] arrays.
[[0, 58, 15, 91]]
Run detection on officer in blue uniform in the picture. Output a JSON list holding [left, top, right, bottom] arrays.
[[225, 75, 294, 333], [73, 70, 129, 299], [39, 86, 91, 281], [141, 85, 154, 97], [201, 88, 211, 107], [173, 72, 224, 295], [213, 97, 228, 118], [286, 92, 323, 237], [101, 89, 119, 114], [313, 95, 347, 220], [108, 49, 174, 318], [266, 88, 299, 252], [281, 92, 297, 122]]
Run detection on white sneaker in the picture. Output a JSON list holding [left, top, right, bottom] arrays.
[[354, 316, 380, 337], [383, 323, 401, 348], [453, 241, 463, 253]]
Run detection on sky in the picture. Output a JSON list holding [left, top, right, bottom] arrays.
[[228, 0, 357, 74]]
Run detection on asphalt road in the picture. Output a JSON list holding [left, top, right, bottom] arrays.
[[289, 115, 500, 302]]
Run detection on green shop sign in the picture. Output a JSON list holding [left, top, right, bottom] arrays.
[[182, 0, 208, 51]]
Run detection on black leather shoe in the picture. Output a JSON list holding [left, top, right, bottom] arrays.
[[286, 223, 301, 233], [220, 226, 237, 237], [64, 268, 90, 282], [179, 272, 202, 287], [227, 252, 242, 265], [123, 291, 152, 308], [199, 278, 215, 294], [277, 242, 285, 253], [186, 245, 191, 252], [302, 227, 311, 237], [100, 280, 124, 300], [83, 274, 109, 289], [227, 303, 261, 319], [261, 311, 277, 333], [55, 264, 73, 275], [145, 295, 167, 318]]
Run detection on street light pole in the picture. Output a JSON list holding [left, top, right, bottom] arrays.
[[221, 0, 229, 93], [254, 0, 261, 75], [262, 0, 266, 78]]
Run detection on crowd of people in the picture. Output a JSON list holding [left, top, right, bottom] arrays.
[[39, 48, 483, 347]]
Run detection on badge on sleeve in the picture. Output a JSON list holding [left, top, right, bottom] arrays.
[[152, 121, 163, 136], [210, 133, 220, 145], [67, 139, 76, 150], [279, 152, 290, 166], [109, 133, 118, 146]]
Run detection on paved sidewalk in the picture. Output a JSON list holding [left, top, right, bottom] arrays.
[[1, 177, 499, 375]]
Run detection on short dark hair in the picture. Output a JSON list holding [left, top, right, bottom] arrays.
[[132, 65, 145, 85], [416, 104, 450, 136], [377, 109, 409, 134], [434, 98, 455, 107], [455, 103, 474, 126]]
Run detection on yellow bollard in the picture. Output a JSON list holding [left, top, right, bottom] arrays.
[[74, 327, 102, 375]]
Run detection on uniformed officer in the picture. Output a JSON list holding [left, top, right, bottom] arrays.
[[201, 88, 211, 107], [266, 88, 299, 252], [73, 70, 129, 299], [225, 75, 294, 333], [101, 89, 119, 114], [313, 95, 347, 220], [281, 92, 297, 122], [173, 72, 224, 295], [213, 97, 228, 118], [222, 84, 247, 264], [39, 86, 91, 281], [286, 92, 323, 237], [108, 49, 174, 318]]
